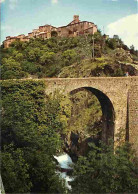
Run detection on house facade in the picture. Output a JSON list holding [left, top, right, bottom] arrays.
[[3, 15, 98, 48]]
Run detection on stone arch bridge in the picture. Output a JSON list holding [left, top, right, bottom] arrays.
[[42, 76, 138, 155]]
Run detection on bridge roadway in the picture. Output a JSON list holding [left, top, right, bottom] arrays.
[[13, 76, 138, 155]]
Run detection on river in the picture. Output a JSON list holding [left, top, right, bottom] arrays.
[[54, 153, 74, 190]]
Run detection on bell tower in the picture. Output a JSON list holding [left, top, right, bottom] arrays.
[[73, 15, 79, 23]]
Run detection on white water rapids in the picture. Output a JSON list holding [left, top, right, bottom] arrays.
[[54, 153, 74, 190]]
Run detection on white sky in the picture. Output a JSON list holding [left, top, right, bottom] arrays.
[[106, 14, 138, 49]]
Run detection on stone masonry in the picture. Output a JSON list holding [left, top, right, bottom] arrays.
[[38, 76, 138, 156], [3, 15, 97, 48]]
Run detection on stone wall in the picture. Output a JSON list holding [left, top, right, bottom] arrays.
[[128, 81, 138, 156], [41, 77, 138, 155], [4, 35, 29, 48]]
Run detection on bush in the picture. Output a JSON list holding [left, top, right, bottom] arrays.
[[62, 49, 77, 66], [21, 61, 38, 74], [71, 141, 138, 193], [1, 58, 26, 79], [106, 38, 118, 49], [2, 145, 32, 193], [1, 81, 68, 193], [40, 51, 56, 65]]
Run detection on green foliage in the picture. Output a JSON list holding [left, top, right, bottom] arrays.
[[106, 38, 118, 49], [11, 50, 24, 61], [62, 49, 77, 66], [46, 37, 58, 52], [21, 61, 38, 74], [28, 37, 44, 46], [1, 57, 26, 79], [45, 91, 72, 134], [130, 45, 135, 54], [1, 80, 68, 193], [58, 37, 79, 51], [2, 144, 32, 193], [40, 51, 56, 65], [114, 67, 124, 76], [68, 89, 102, 136], [122, 44, 129, 51], [71, 141, 138, 193], [27, 47, 42, 62], [10, 40, 25, 50], [93, 31, 103, 44], [1, 34, 137, 79]]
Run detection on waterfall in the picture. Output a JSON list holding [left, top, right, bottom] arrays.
[[54, 153, 74, 189]]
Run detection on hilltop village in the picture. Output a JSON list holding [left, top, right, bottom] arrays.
[[3, 15, 98, 48], [2, 14, 138, 80]]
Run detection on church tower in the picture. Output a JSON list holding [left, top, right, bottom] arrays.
[[73, 15, 80, 23]]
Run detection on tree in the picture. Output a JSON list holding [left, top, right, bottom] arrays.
[[1, 57, 26, 79], [21, 61, 38, 74], [62, 49, 77, 66], [45, 91, 72, 133], [2, 144, 32, 193], [130, 45, 135, 54], [1, 81, 70, 193], [46, 37, 58, 52], [93, 31, 102, 43], [66, 37, 79, 49], [27, 48, 42, 62], [71, 141, 138, 193], [12, 50, 24, 61], [122, 44, 129, 51], [10, 40, 25, 50], [40, 51, 56, 65], [106, 38, 118, 49]]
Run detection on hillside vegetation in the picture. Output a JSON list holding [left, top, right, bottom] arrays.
[[1, 31, 138, 79], [1, 80, 71, 193], [1, 33, 138, 193], [0, 80, 102, 192]]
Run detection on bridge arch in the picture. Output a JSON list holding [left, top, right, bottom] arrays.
[[44, 77, 138, 156], [70, 87, 115, 143]]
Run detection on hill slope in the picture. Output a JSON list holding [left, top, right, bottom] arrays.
[[1, 32, 138, 80]]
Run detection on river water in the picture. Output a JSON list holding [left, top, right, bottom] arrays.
[[54, 153, 74, 190]]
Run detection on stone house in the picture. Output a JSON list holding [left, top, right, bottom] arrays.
[[3, 15, 97, 48], [4, 34, 29, 48]]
